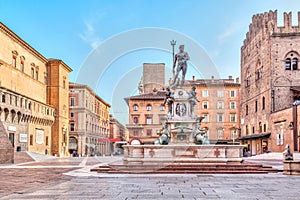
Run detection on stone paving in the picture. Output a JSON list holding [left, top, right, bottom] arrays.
[[0, 153, 300, 200]]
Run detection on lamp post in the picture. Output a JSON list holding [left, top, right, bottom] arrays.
[[170, 40, 176, 76]]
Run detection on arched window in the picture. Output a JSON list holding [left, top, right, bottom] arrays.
[[262, 96, 265, 110], [246, 105, 248, 115], [146, 104, 152, 111], [292, 58, 298, 70], [133, 117, 138, 124], [285, 52, 299, 71], [133, 104, 138, 111], [1, 94, 5, 103], [285, 58, 291, 70]]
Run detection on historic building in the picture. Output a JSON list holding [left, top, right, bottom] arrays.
[[185, 76, 240, 144], [240, 10, 300, 155], [109, 114, 126, 141], [69, 82, 111, 156], [0, 22, 71, 159]]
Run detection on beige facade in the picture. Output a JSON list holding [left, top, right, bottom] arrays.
[[185, 76, 240, 144], [240, 10, 300, 155], [69, 83, 111, 156], [0, 22, 71, 159]]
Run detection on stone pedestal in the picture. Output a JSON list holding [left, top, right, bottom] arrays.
[[124, 145, 244, 165], [0, 132, 14, 164], [283, 161, 300, 175]]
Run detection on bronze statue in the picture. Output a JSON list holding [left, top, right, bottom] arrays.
[[172, 45, 190, 87], [163, 87, 174, 117], [188, 86, 199, 116]]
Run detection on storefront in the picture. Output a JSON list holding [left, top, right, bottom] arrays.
[[239, 133, 271, 156]]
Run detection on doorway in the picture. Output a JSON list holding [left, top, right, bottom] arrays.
[[9, 133, 14, 147]]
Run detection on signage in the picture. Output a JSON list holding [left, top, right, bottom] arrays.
[[7, 126, 16, 132], [36, 129, 44, 144], [19, 133, 27, 143]]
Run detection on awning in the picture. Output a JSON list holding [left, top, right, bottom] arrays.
[[238, 132, 271, 140], [98, 138, 121, 142]]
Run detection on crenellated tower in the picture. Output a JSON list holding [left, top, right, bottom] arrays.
[[240, 10, 300, 154]]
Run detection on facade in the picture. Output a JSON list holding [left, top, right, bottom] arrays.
[[240, 10, 300, 155], [109, 114, 126, 141], [125, 90, 167, 144], [185, 76, 240, 144], [0, 22, 71, 159], [69, 83, 111, 156]]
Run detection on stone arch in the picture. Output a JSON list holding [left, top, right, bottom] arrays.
[[4, 108, 9, 121]]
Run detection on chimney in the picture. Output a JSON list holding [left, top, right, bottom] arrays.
[[228, 75, 233, 80], [236, 77, 240, 83], [211, 76, 214, 82], [192, 76, 195, 81]]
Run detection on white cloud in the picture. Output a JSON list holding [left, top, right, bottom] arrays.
[[217, 23, 242, 43], [79, 21, 102, 49]]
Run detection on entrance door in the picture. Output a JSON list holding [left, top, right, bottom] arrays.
[[9, 133, 15, 147]]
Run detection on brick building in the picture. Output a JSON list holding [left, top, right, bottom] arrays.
[[185, 76, 240, 144], [240, 10, 300, 155], [0, 22, 72, 160], [69, 83, 111, 156]]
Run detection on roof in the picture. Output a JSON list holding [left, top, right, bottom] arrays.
[[185, 80, 240, 87], [238, 132, 271, 140], [124, 91, 166, 105], [290, 86, 300, 93]]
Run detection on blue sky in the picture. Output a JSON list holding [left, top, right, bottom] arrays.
[[0, 0, 299, 123]]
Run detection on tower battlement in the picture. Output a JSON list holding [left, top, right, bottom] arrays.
[[243, 10, 300, 47]]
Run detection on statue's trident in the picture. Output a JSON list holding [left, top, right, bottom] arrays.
[[170, 40, 176, 77]]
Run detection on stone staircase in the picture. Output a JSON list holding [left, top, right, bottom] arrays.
[[91, 161, 280, 174]]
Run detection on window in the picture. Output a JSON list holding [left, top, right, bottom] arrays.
[[12, 56, 16, 67], [146, 129, 152, 137], [230, 90, 236, 97], [31, 68, 35, 78], [146, 104, 152, 111], [46, 136, 49, 146], [160, 104, 165, 111], [133, 116, 138, 124], [202, 90, 208, 97], [30, 135, 33, 145], [230, 101, 236, 109], [146, 117, 152, 125], [1, 94, 5, 103], [70, 123, 75, 131], [292, 58, 298, 70], [217, 90, 224, 98], [202, 114, 209, 122], [277, 133, 284, 145], [262, 96, 265, 110], [246, 125, 249, 135], [133, 131, 139, 137], [246, 78, 251, 87], [202, 101, 208, 109], [217, 129, 223, 139], [246, 105, 248, 115], [263, 124, 267, 132], [252, 126, 255, 134], [285, 58, 291, 70], [35, 70, 39, 80], [230, 129, 236, 139], [70, 112, 74, 118], [20, 61, 24, 72], [259, 122, 262, 133], [133, 104, 138, 111], [217, 114, 224, 122], [70, 97, 75, 106], [217, 101, 224, 109], [63, 80, 66, 89], [230, 114, 236, 122], [255, 100, 258, 112]]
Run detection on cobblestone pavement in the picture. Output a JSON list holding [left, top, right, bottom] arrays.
[[1, 154, 300, 200]]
